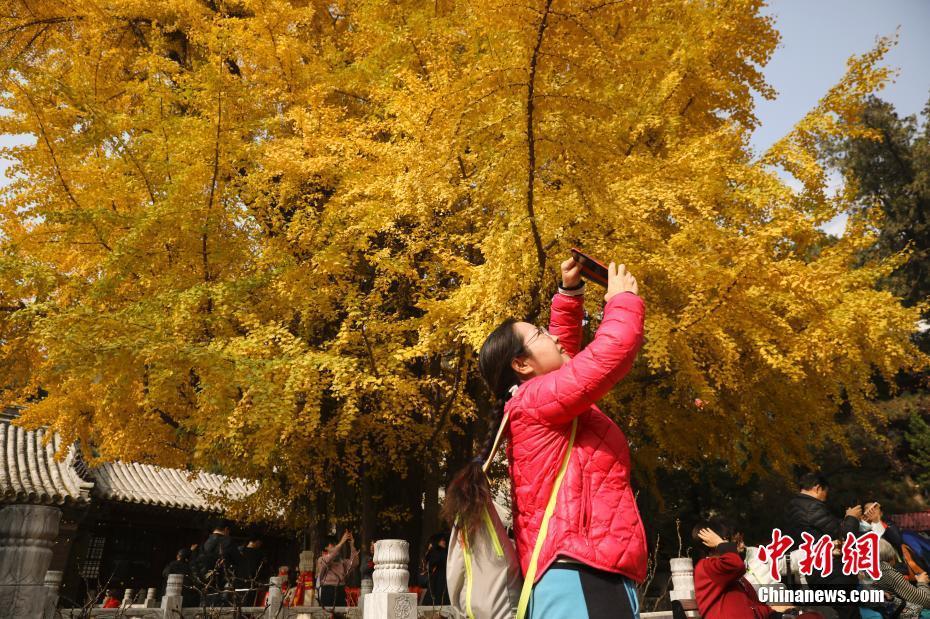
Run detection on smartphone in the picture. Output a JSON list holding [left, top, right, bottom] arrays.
[[570, 248, 609, 287]]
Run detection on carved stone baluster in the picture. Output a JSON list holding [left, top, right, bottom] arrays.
[[161, 573, 184, 613], [42, 570, 62, 619], [0, 505, 62, 618], [364, 540, 417, 619]]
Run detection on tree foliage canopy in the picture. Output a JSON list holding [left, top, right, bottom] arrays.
[[0, 0, 925, 525], [823, 94, 930, 319]]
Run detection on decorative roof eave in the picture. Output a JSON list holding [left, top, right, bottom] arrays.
[[1, 408, 254, 513], [90, 461, 256, 512], [0, 414, 93, 506]]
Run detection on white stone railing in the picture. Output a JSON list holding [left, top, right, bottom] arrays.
[[49, 537, 451, 618], [43, 536, 815, 619], [55, 608, 453, 618]]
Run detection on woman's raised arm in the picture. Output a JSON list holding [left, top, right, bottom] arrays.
[[518, 291, 644, 426]]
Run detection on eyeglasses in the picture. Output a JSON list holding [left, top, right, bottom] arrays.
[[524, 326, 551, 348]]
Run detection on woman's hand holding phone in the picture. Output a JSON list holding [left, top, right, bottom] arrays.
[[605, 262, 638, 302], [560, 257, 582, 289]]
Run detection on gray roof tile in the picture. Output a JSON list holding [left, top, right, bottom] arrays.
[[0, 416, 92, 505], [1, 411, 254, 512]]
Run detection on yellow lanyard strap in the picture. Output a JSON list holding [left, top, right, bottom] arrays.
[[515, 418, 578, 619]]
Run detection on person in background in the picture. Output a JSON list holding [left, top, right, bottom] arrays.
[[874, 540, 930, 619], [316, 530, 359, 608], [693, 519, 820, 619], [204, 520, 240, 568], [196, 519, 241, 606], [237, 537, 267, 604], [161, 548, 198, 607], [360, 540, 375, 582], [862, 501, 907, 558], [782, 472, 862, 619], [421, 533, 449, 606], [237, 537, 266, 581], [163, 548, 192, 580], [102, 589, 121, 608]]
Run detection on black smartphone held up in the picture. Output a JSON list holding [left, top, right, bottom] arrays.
[[570, 247, 609, 287]]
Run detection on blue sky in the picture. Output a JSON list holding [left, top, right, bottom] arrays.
[[2, 1, 929, 235], [753, 0, 930, 154], [752, 1, 930, 235]]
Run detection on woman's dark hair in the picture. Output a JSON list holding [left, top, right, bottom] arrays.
[[691, 518, 737, 561], [442, 319, 526, 538]]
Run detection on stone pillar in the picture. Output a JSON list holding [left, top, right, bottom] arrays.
[[121, 588, 135, 608], [144, 587, 157, 608], [298, 550, 315, 574], [789, 549, 808, 586], [363, 540, 417, 619], [299, 550, 316, 606], [42, 570, 62, 619], [161, 573, 184, 613], [669, 557, 696, 617], [266, 576, 285, 616], [0, 505, 62, 618], [359, 577, 373, 615]]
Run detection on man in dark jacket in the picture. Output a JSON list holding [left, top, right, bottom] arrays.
[[163, 548, 192, 580], [162, 548, 197, 607], [421, 533, 449, 606], [194, 520, 241, 606], [236, 537, 267, 605], [783, 472, 863, 619]]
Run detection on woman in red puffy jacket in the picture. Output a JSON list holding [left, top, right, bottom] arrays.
[[450, 255, 647, 618]]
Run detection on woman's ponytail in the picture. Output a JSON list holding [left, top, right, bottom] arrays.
[[443, 319, 525, 538], [442, 399, 506, 537]]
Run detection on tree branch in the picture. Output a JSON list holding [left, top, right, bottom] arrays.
[[14, 82, 82, 210], [359, 323, 380, 378], [426, 345, 467, 446], [203, 91, 222, 283], [0, 16, 75, 38], [525, 0, 554, 313]]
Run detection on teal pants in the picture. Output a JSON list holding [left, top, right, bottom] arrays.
[[528, 563, 640, 619]]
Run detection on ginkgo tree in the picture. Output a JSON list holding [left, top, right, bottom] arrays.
[[0, 0, 924, 539]]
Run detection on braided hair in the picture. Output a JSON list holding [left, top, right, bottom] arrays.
[[443, 319, 526, 538]]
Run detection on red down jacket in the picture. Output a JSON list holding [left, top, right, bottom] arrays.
[[506, 290, 648, 584]]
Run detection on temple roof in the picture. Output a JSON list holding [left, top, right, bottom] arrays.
[[1, 410, 253, 512], [0, 418, 93, 505], [92, 461, 255, 511]]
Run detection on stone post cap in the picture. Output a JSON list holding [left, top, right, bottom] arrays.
[[44, 570, 63, 586], [299, 549, 315, 572]]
